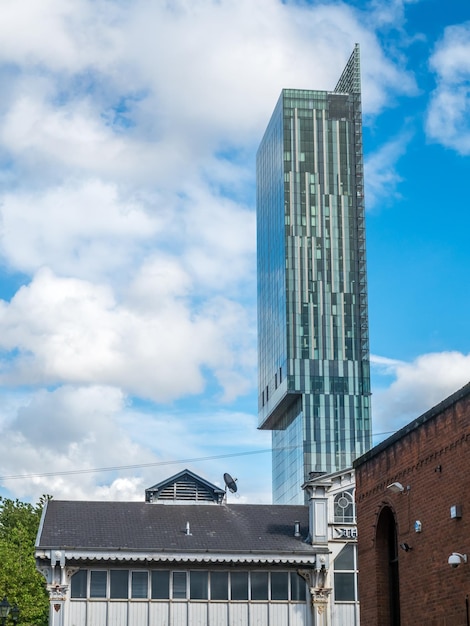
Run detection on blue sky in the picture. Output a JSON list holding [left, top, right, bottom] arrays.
[[0, 0, 469, 503]]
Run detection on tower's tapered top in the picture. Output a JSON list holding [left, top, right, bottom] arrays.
[[334, 43, 361, 94]]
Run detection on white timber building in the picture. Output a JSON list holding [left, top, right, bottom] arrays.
[[35, 468, 358, 626]]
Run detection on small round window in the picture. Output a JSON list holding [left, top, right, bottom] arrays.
[[337, 495, 350, 509]]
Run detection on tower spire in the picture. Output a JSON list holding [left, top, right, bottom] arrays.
[[334, 43, 361, 94]]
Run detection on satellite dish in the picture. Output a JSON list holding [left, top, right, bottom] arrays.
[[223, 472, 238, 493]]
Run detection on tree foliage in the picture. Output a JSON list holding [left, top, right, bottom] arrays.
[[0, 496, 50, 625]]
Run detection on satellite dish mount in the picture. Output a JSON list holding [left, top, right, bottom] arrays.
[[223, 472, 238, 496]]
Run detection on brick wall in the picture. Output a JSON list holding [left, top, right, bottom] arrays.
[[354, 383, 470, 626]]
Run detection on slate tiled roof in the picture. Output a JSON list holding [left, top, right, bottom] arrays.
[[37, 500, 313, 556]]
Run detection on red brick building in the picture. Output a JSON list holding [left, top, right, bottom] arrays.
[[353, 382, 470, 626]]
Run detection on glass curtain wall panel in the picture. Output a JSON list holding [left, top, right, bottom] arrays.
[[257, 45, 371, 503]]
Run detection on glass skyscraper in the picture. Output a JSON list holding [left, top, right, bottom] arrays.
[[257, 45, 371, 504]]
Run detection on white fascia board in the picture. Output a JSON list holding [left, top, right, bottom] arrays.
[[42, 550, 320, 566]]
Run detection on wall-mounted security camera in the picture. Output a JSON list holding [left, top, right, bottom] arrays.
[[399, 543, 412, 552], [448, 553, 467, 568]]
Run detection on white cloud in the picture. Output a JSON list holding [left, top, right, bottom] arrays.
[[124, 0, 416, 127], [13, 385, 125, 448], [371, 351, 470, 437], [0, 0, 120, 73], [0, 268, 255, 403], [1, 93, 141, 178], [0, 384, 271, 503], [0, 0, 416, 185], [426, 22, 470, 154], [177, 187, 256, 292], [0, 384, 152, 501], [125, 254, 192, 311], [0, 0, 423, 502], [0, 179, 160, 280], [367, 0, 420, 30], [364, 132, 411, 209]]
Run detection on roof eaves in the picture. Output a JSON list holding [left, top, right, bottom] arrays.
[[36, 548, 324, 565]]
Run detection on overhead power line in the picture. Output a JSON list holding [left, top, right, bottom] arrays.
[[0, 450, 271, 482], [0, 431, 396, 482]]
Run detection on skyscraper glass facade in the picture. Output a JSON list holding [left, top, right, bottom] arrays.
[[257, 46, 371, 504]]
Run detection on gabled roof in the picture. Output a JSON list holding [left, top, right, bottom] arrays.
[[302, 467, 355, 494], [36, 500, 317, 564], [145, 469, 225, 504]]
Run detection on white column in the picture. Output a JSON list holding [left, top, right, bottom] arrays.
[[38, 550, 78, 626]]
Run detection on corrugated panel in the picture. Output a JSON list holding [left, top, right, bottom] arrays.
[[129, 602, 148, 626], [209, 603, 229, 626], [188, 603, 208, 625], [170, 602, 188, 626], [69, 599, 311, 626], [289, 602, 308, 626], [108, 601, 127, 626], [250, 602, 269, 624], [87, 601, 107, 625], [269, 603, 289, 626], [331, 603, 358, 626], [229, 603, 249, 626], [69, 601, 86, 626], [149, 602, 169, 626]]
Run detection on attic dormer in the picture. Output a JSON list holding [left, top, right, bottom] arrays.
[[145, 469, 225, 504]]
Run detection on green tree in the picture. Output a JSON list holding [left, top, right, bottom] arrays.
[[0, 496, 50, 625]]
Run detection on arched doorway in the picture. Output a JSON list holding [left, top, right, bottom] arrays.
[[375, 506, 400, 625]]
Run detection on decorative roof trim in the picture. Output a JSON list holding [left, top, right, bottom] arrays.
[[36, 549, 320, 566]]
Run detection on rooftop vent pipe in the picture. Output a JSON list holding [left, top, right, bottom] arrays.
[[294, 521, 301, 537]]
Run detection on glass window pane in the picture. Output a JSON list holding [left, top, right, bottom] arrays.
[[335, 544, 355, 570], [231, 572, 248, 600], [190, 571, 208, 600], [334, 572, 355, 601], [290, 572, 306, 601], [251, 572, 268, 600], [71, 570, 87, 599], [151, 571, 169, 599], [334, 491, 354, 523], [271, 572, 288, 600], [210, 572, 228, 600], [90, 571, 107, 598], [110, 570, 129, 599], [131, 572, 148, 599], [173, 572, 187, 599]]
